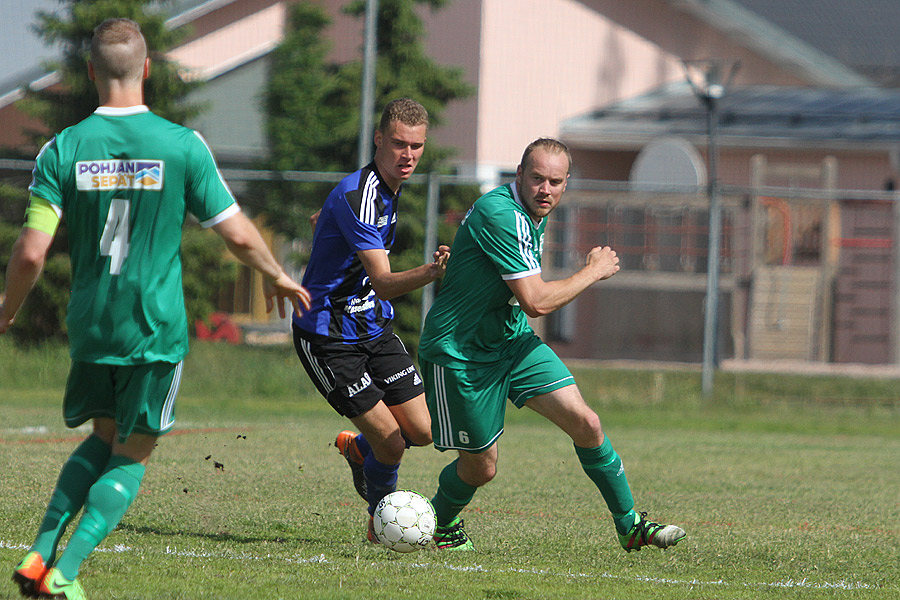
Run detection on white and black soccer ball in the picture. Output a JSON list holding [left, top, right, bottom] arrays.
[[372, 490, 436, 553]]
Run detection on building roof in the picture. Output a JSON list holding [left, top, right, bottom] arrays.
[[561, 82, 900, 151], [0, 0, 58, 95], [732, 0, 900, 86], [0, 0, 243, 106], [663, 0, 871, 87], [666, 0, 900, 88]]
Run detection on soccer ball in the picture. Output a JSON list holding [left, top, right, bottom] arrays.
[[372, 490, 436, 553]]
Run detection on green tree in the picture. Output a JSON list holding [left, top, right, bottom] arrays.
[[1, 0, 234, 346], [260, 0, 475, 349], [258, 1, 343, 239], [264, 0, 471, 179]]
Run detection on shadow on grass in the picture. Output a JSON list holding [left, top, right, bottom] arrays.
[[116, 522, 316, 545]]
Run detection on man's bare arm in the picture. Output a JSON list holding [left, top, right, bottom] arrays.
[[212, 212, 311, 318], [0, 227, 55, 334], [358, 244, 450, 301], [505, 246, 619, 318]]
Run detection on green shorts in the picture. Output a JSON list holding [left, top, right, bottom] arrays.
[[422, 334, 574, 452], [63, 361, 183, 443]]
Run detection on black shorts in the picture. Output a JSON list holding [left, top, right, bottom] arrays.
[[293, 326, 425, 419]]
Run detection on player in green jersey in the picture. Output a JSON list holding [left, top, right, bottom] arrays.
[[418, 138, 686, 552], [1, 18, 310, 600]]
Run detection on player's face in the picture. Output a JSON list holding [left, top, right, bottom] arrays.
[[373, 120, 427, 192], [515, 149, 570, 220]]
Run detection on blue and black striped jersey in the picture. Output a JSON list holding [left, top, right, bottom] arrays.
[[293, 163, 400, 343]]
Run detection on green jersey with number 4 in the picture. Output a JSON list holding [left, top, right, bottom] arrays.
[[419, 183, 546, 368], [28, 106, 238, 364]]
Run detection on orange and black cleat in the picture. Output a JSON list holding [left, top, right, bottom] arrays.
[[335, 430, 367, 501]]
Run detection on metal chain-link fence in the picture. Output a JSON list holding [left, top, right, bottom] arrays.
[[3, 159, 898, 366]]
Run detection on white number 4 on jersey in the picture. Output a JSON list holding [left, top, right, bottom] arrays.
[[100, 198, 130, 275]]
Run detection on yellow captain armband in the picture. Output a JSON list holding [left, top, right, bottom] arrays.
[[24, 196, 62, 236]]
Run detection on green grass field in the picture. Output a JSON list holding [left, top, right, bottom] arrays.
[[1, 339, 898, 599]]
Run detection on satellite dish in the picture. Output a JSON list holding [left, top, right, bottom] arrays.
[[629, 137, 706, 190]]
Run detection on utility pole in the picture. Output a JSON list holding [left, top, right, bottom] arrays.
[[357, 0, 378, 169], [421, 172, 440, 329], [683, 59, 739, 397]]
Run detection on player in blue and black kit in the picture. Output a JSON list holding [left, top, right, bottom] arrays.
[[292, 98, 449, 542]]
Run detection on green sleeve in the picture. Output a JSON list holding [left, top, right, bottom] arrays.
[[28, 137, 64, 210], [184, 131, 238, 226], [471, 205, 541, 279]]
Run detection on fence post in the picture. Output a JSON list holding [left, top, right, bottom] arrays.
[[421, 172, 440, 329], [356, 0, 378, 169], [701, 89, 722, 397], [893, 193, 900, 364]]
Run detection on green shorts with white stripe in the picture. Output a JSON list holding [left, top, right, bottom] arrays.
[[422, 333, 573, 452], [64, 360, 183, 443]]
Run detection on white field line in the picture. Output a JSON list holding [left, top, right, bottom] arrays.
[[1, 423, 218, 436], [1, 426, 50, 435], [0, 539, 874, 591], [406, 562, 873, 591], [1, 425, 91, 435]]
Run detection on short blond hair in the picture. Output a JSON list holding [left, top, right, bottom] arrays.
[[520, 138, 572, 174], [379, 98, 429, 132], [90, 18, 147, 82]]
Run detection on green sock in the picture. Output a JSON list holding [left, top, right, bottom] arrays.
[[430, 459, 477, 527], [54, 456, 145, 580], [31, 435, 111, 564], [574, 437, 636, 535]]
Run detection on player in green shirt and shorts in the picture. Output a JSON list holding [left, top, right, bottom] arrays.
[[419, 138, 686, 553], [1, 19, 310, 600]]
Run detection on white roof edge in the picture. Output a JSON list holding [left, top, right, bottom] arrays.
[[0, 88, 25, 107], [669, 0, 873, 88], [0, 71, 61, 109]]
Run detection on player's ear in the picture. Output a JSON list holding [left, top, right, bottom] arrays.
[[87, 61, 96, 82], [373, 128, 383, 149], [143, 57, 150, 80]]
